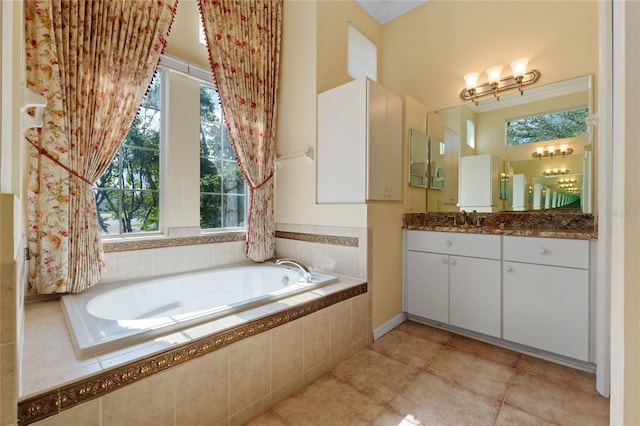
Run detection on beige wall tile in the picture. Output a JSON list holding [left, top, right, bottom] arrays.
[[270, 375, 304, 406], [303, 309, 331, 372], [175, 347, 230, 425], [1, 262, 16, 345], [351, 294, 369, 346], [271, 320, 303, 390], [102, 369, 175, 426], [229, 332, 270, 415], [183, 243, 215, 271], [152, 246, 186, 277], [212, 241, 247, 267], [229, 394, 271, 426], [33, 398, 100, 426], [0, 342, 16, 425], [330, 300, 351, 360]]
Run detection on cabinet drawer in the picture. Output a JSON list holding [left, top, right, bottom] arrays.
[[406, 231, 501, 259], [503, 236, 589, 269]]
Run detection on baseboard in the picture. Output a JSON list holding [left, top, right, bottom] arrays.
[[373, 312, 407, 340]]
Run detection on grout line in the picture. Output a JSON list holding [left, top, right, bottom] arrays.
[[493, 354, 523, 426]]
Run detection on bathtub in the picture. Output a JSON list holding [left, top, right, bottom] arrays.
[[61, 263, 338, 358]]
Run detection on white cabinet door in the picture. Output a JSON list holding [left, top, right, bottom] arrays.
[[406, 250, 449, 323], [503, 261, 590, 361], [317, 78, 402, 203], [449, 256, 501, 338]]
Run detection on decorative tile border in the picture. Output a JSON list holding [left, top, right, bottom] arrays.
[[102, 231, 246, 253], [17, 283, 367, 425], [102, 230, 359, 253], [275, 231, 359, 248]]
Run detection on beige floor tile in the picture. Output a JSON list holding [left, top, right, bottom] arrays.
[[372, 408, 423, 426], [505, 372, 609, 425], [517, 355, 599, 395], [427, 346, 516, 401], [272, 374, 386, 425], [391, 371, 500, 425], [331, 348, 419, 403], [395, 321, 454, 345], [494, 404, 557, 426], [369, 329, 444, 369], [449, 334, 521, 368], [244, 410, 287, 426]]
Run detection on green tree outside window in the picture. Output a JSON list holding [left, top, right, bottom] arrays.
[[506, 107, 589, 146]]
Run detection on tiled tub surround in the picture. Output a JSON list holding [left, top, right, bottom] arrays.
[[19, 225, 370, 425], [403, 211, 597, 239]]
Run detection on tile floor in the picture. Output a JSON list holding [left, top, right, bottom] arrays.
[[246, 321, 609, 426]]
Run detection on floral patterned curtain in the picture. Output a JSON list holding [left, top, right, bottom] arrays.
[[24, 0, 177, 293], [198, 0, 282, 262]]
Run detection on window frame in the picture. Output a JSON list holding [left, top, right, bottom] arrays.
[[97, 54, 248, 239], [95, 69, 165, 238]]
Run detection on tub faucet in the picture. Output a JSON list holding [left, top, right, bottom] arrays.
[[275, 259, 312, 283]]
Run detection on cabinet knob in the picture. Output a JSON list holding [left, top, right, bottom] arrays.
[[445, 240, 453, 247], [539, 247, 548, 255], [450, 258, 456, 266], [505, 264, 513, 272], [441, 257, 448, 264]]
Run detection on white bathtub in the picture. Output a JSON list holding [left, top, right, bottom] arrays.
[[61, 263, 338, 358]]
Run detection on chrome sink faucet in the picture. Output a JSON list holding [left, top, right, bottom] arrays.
[[275, 259, 312, 283]]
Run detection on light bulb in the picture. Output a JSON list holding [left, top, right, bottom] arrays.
[[486, 66, 503, 85], [510, 58, 529, 78], [464, 72, 480, 90]]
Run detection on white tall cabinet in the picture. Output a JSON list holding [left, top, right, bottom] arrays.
[[317, 78, 402, 203], [458, 154, 500, 212]]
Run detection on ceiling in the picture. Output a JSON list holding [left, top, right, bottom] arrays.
[[355, 0, 428, 25]]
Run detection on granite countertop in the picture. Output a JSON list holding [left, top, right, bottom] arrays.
[[402, 211, 598, 240]]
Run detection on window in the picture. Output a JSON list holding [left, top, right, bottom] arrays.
[[506, 107, 589, 146], [199, 84, 247, 229], [466, 119, 475, 149], [95, 56, 249, 236], [347, 23, 377, 81], [95, 73, 162, 235]]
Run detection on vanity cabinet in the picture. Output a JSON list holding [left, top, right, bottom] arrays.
[[405, 231, 502, 337], [503, 236, 591, 362], [317, 78, 402, 203]]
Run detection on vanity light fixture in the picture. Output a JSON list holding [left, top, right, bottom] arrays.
[[532, 144, 573, 159], [461, 58, 540, 105], [542, 167, 569, 176], [558, 178, 577, 184]]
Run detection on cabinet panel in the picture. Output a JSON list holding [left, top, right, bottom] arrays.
[[406, 250, 449, 323], [450, 256, 501, 338], [317, 78, 401, 203], [317, 79, 366, 203], [503, 236, 589, 269], [367, 83, 402, 200], [503, 261, 590, 361], [406, 231, 501, 259]]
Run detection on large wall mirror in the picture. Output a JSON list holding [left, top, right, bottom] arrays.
[[434, 74, 593, 213]]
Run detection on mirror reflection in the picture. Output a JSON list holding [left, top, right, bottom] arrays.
[[409, 129, 429, 188], [418, 75, 593, 213]]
